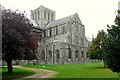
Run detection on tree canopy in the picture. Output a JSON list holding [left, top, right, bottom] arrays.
[[2, 8, 38, 72], [87, 30, 106, 61], [102, 10, 120, 74]]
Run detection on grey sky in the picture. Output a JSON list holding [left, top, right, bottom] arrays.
[[0, 0, 119, 39]]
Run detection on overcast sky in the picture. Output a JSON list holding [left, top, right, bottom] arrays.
[[0, 0, 119, 39]]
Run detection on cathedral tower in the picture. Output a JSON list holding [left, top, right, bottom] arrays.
[[31, 5, 55, 28]]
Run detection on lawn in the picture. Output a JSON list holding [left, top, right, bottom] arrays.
[[1, 67, 35, 80], [24, 62, 118, 80]]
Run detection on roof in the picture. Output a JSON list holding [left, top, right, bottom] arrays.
[[45, 13, 76, 29]]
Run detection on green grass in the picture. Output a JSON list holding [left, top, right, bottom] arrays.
[[24, 62, 118, 79], [1, 67, 35, 80]]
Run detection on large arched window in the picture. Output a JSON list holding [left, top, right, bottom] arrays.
[[68, 48, 72, 59], [56, 49, 60, 59], [49, 51, 52, 58], [81, 51, 84, 58], [75, 51, 78, 58], [41, 51, 45, 60]]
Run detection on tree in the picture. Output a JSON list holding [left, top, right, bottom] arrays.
[[2, 8, 38, 73], [87, 30, 106, 61], [87, 38, 97, 60], [102, 10, 120, 78]]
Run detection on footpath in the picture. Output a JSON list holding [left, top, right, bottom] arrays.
[[14, 66, 57, 80]]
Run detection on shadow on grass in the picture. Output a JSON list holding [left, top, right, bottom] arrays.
[[2, 67, 35, 80], [90, 67, 107, 69]]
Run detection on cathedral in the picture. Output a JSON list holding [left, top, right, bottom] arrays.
[[31, 5, 89, 64]]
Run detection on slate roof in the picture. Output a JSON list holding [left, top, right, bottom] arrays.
[[45, 13, 76, 29]]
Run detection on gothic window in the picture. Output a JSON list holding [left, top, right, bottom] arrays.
[[44, 11, 46, 19], [68, 48, 72, 59], [49, 51, 52, 58], [50, 28, 52, 36], [81, 51, 84, 58], [34, 12, 36, 20], [46, 30, 47, 37], [41, 51, 45, 60], [35, 11, 37, 20], [51, 13, 53, 21], [56, 50, 60, 59], [56, 27, 58, 35], [44, 30, 46, 37], [32, 13, 34, 20], [48, 29, 50, 36], [38, 11, 39, 20], [75, 51, 78, 58], [48, 12, 50, 20]]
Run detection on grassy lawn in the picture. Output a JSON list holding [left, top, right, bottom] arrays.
[[24, 62, 118, 79], [1, 67, 35, 80]]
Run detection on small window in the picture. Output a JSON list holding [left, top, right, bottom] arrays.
[[48, 29, 50, 36], [56, 27, 58, 35], [51, 13, 53, 21], [68, 48, 72, 59], [56, 50, 60, 59], [38, 11, 39, 20], [32, 13, 34, 20], [48, 12, 50, 20], [50, 28, 52, 36], [44, 11, 46, 19], [75, 51, 78, 58]]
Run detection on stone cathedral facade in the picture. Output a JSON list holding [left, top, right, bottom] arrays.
[[31, 5, 89, 64]]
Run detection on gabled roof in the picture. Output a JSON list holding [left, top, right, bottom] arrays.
[[45, 13, 76, 29]]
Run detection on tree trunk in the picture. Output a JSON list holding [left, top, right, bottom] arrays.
[[103, 60, 106, 68], [6, 59, 13, 73]]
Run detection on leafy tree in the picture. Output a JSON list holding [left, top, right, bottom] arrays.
[[102, 10, 120, 78], [87, 38, 96, 60], [2, 8, 38, 73], [87, 30, 106, 61]]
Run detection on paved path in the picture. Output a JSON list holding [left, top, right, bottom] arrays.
[[14, 66, 57, 80]]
